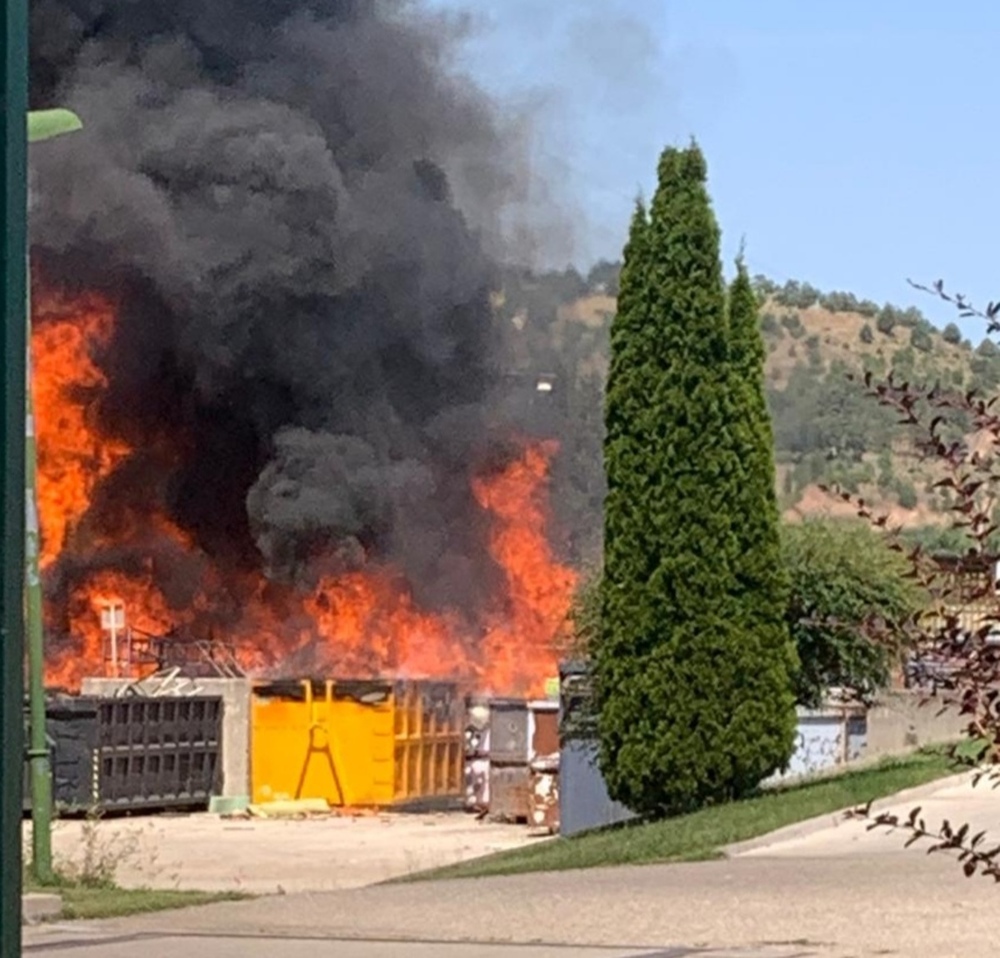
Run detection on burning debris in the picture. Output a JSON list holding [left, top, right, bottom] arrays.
[[28, 1, 577, 693]]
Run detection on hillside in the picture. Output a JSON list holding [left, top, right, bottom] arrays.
[[757, 293, 972, 530], [498, 265, 1000, 563]]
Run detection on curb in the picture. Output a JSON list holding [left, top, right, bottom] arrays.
[[22, 892, 62, 925], [721, 769, 974, 859]]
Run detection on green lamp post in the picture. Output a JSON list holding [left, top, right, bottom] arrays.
[[1, 3, 30, 950], [25, 107, 83, 884]]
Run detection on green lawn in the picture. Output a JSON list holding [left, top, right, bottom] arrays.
[[24, 876, 248, 920], [407, 749, 956, 882]]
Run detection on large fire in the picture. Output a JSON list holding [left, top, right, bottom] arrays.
[[34, 291, 577, 695], [32, 295, 131, 570]]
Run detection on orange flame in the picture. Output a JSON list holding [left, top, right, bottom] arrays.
[[35, 292, 577, 696], [32, 294, 131, 568], [473, 443, 578, 694]]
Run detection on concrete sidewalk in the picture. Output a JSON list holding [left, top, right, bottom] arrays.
[[731, 771, 999, 860]]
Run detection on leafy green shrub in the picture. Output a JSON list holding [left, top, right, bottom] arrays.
[[893, 477, 918, 509], [970, 355, 1000, 393], [862, 353, 887, 376], [819, 291, 860, 313], [788, 451, 828, 490], [859, 323, 874, 344], [760, 311, 781, 335], [875, 310, 896, 336], [780, 312, 805, 338], [891, 346, 916, 379], [910, 326, 933, 353], [775, 280, 821, 310], [781, 520, 924, 707], [568, 569, 601, 658], [769, 362, 897, 461], [942, 322, 962, 345], [752, 274, 779, 303], [899, 524, 973, 555], [876, 449, 894, 488]]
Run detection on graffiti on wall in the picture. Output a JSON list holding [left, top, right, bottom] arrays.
[[767, 710, 868, 783]]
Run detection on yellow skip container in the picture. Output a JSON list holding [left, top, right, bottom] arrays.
[[250, 678, 464, 808]]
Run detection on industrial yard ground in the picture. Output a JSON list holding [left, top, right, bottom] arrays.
[[27, 809, 541, 898], [22, 768, 1000, 958]]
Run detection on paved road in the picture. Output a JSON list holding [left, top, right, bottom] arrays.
[[23, 927, 807, 958], [23, 774, 1000, 958], [22, 852, 999, 958]]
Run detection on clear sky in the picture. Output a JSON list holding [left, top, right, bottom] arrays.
[[426, 0, 999, 340]]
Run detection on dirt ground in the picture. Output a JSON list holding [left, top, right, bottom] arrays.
[[27, 810, 543, 894]]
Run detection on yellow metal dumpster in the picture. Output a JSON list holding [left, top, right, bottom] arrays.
[[250, 678, 464, 808], [392, 680, 465, 804]]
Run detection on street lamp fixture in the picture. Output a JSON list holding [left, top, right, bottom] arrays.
[[24, 106, 84, 885]]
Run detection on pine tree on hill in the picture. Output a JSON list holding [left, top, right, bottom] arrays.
[[595, 142, 796, 817]]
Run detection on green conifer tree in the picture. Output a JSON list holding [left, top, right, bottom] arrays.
[[595, 143, 796, 817]]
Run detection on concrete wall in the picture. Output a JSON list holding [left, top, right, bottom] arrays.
[[865, 691, 964, 760], [80, 676, 251, 799], [766, 706, 868, 785], [559, 697, 960, 835]]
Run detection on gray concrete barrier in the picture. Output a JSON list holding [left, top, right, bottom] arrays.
[[81, 676, 251, 799], [864, 690, 964, 759]]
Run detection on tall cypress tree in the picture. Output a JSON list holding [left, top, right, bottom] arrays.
[[723, 256, 798, 779], [595, 143, 795, 817], [727, 257, 797, 630]]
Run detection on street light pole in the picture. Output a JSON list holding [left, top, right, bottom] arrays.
[[0, 0, 29, 952], [25, 107, 83, 886]]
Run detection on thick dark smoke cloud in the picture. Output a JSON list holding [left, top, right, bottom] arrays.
[[29, 0, 530, 615]]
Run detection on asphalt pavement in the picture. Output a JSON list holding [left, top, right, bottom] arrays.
[[22, 772, 1000, 958], [22, 852, 1000, 958], [22, 928, 809, 958]]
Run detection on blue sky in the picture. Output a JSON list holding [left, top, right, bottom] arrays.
[[426, 0, 1000, 339]]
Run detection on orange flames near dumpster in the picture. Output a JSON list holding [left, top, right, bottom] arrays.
[[34, 291, 577, 696]]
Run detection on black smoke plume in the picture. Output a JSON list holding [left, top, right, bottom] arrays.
[[29, 0, 531, 620]]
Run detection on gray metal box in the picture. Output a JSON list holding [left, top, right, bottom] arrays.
[[489, 698, 530, 764]]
